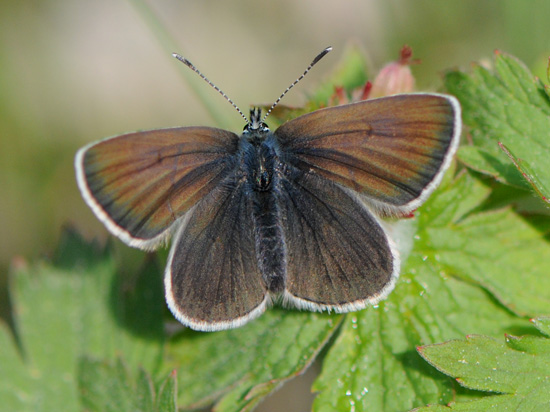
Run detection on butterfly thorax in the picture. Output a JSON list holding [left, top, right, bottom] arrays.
[[241, 108, 277, 192]]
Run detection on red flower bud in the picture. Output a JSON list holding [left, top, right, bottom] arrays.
[[369, 45, 418, 98]]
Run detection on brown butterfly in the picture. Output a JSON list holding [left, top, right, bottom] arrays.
[[75, 47, 461, 331]]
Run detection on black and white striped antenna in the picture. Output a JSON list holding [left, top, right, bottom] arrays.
[[262, 46, 332, 123], [172, 53, 249, 124], [173, 46, 332, 126]]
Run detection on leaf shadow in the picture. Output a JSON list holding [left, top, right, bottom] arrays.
[[107, 251, 166, 342]]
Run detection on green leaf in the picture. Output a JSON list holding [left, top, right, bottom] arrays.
[[532, 316, 550, 337], [311, 172, 535, 412], [422, 173, 550, 317], [456, 146, 530, 190], [167, 309, 341, 411], [416, 317, 550, 410], [78, 357, 177, 412], [155, 369, 178, 411], [445, 51, 550, 205], [0, 228, 165, 411], [498, 142, 550, 204]]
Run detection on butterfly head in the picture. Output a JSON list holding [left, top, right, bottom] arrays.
[[244, 107, 270, 135]]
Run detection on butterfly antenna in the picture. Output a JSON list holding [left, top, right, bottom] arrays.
[[172, 53, 249, 123], [262, 46, 332, 123]]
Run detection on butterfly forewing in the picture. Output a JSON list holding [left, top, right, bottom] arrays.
[[275, 94, 461, 214], [165, 183, 268, 331], [279, 171, 399, 311], [75, 127, 238, 249]]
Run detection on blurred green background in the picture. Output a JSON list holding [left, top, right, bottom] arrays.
[[1, 0, 549, 313]]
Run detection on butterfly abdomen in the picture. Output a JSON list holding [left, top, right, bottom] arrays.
[[252, 190, 286, 293]]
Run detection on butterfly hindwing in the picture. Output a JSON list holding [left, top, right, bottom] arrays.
[[275, 94, 461, 214], [278, 169, 399, 312], [165, 182, 269, 331], [75, 127, 238, 249]]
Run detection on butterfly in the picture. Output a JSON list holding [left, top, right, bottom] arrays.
[[75, 47, 461, 331]]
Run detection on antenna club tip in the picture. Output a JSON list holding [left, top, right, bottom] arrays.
[[173, 53, 194, 68], [311, 46, 333, 65]]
